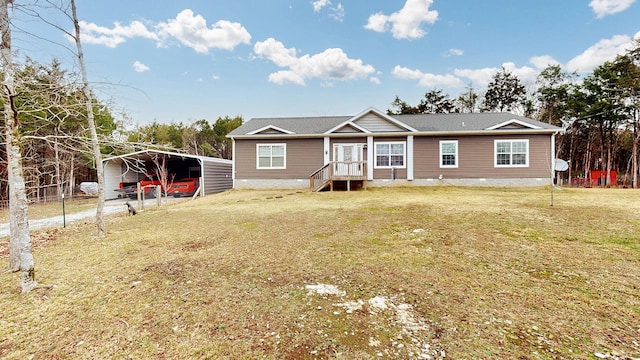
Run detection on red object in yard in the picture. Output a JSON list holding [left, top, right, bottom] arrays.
[[589, 169, 617, 186]]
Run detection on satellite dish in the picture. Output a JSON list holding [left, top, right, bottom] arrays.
[[555, 159, 569, 172]]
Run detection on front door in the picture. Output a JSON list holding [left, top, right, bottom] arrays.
[[333, 144, 363, 176]]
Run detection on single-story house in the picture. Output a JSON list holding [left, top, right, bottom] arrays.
[[227, 107, 564, 191], [102, 150, 233, 200]]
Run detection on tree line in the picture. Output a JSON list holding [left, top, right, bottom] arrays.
[[0, 57, 242, 203], [388, 40, 640, 187]]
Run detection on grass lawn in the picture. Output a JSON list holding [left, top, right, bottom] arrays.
[[0, 187, 639, 359]]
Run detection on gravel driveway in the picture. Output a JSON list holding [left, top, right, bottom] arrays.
[[0, 197, 182, 238]]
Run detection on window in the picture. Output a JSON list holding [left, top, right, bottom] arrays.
[[256, 144, 286, 169], [375, 142, 405, 168], [494, 140, 528, 167], [440, 140, 458, 168]]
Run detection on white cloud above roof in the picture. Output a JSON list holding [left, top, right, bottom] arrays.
[[589, 0, 636, 18], [77, 9, 251, 54], [254, 38, 375, 85], [364, 0, 438, 39], [156, 10, 251, 53], [394, 62, 540, 90], [392, 66, 464, 87], [566, 32, 639, 72]]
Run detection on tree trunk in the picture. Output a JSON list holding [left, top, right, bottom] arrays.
[[1, 0, 37, 293], [70, 0, 105, 236], [633, 113, 639, 188], [69, 152, 75, 197], [54, 127, 62, 197]]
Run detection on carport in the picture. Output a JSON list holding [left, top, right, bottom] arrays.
[[102, 150, 232, 200]]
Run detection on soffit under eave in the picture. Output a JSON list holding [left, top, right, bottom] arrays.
[[230, 129, 560, 140]]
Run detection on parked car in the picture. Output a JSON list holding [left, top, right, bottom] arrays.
[[122, 175, 163, 199], [166, 178, 199, 197]]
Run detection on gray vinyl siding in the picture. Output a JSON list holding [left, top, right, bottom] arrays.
[[413, 134, 552, 179], [235, 138, 324, 179], [353, 113, 405, 132], [202, 161, 233, 195]]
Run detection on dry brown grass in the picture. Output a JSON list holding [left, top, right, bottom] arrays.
[[0, 187, 639, 359]]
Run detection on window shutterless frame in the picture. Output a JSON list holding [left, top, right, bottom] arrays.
[[256, 143, 286, 169], [494, 139, 528, 167], [374, 142, 406, 168], [439, 140, 458, 168]]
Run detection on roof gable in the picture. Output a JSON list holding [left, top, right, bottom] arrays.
[[331, 122, 370, 133], [485, 119, 543, 131], [325, 107, 416, 134], [247, 125, 296, 135]]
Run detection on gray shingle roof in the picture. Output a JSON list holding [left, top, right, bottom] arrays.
[[228, 110, 561, 137]]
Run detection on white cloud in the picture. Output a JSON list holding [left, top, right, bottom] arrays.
[[312, 0, 331, 12], [156, 10, 251, 53], [364, 0, 438, 40], [253, 38, 298, 67], [529, 55, 561, 70], [78, 20, 158, 48], [566, 33, 638, 72], [453, 67, 497, 87], [330, 3, 345, 22], [589, 0, 636, 18], [443, 48, 463, 57], [501, 62, 538, 86], [254, 38, 375, 85], [133, 61, 150, 72], [313, 1, 345, 22], [370, 77, 381, 84], [268, 70, 306, 86], [392, 61, 541, 90], [392, 66, 464, 87], [77, 9, 251, 54]]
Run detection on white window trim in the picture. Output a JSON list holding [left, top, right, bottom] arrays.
[[494, 139, 529, 168], [256, 143, 286, 169], [374, 141, 406, 169], [439, 140, 458, 168]]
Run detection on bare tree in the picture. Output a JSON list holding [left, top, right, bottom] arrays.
[[69, 0, 106, 235], [2, 0, 37, 292], [151, 154, 174, 200]]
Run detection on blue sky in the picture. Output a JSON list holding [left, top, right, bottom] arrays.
[[10, 0, 640, 127]]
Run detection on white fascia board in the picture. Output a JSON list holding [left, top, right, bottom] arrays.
[[324, 121, 371, 134], [485, 119, 542, 130], [247, 125, 296, 135]]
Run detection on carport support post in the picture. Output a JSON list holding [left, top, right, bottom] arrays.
[[137, 182, 143, 211]]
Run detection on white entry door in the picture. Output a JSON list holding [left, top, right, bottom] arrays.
[[333, 144, 363, 176]]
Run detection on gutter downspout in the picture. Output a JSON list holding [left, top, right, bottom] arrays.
[[231, 138, 236, 189]]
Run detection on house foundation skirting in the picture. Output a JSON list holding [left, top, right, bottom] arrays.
[[370, 178, 551, 187], [234, 177, 552, 190], [234, 179, 309, 189]]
